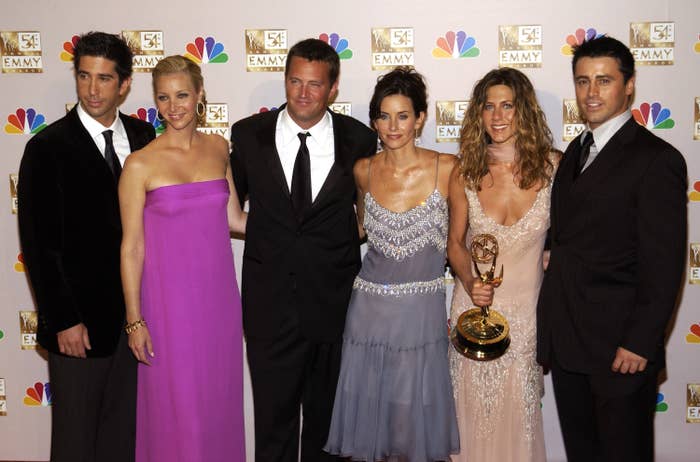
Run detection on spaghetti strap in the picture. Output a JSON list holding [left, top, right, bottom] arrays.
[[433, 153, 440, 190], [367, 156, 374, 195]]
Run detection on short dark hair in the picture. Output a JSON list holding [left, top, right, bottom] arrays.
[[73, 31, 133, 83], [368, 67, 427, 124], [285, 38, 340, 84], [572, 35, 635, 83]]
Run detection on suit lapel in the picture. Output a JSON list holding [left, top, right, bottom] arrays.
[[120, 112, 148, 151], [66, 108, 114, 172], [573, 119, 635, 190], [311, 110, 351, 212], [556, 118, 638, 233], [256, 109, 292, 197]]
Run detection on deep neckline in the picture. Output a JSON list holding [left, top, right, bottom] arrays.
[[366, 189, 445, 215], [147, 178, 227, 194], [467, 186, 545, 229]]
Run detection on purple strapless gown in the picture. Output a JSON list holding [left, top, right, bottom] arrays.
[[136, 179, 244, 462]]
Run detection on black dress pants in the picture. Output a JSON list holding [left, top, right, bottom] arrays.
[[551, 358, 657, 462], [48, 332, 137, 462], [247, 308, 342, 462]]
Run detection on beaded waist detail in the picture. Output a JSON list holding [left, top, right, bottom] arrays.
[[353, 276, 446, 297]]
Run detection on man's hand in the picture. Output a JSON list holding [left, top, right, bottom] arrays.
[[611, 346, 647, 374], [57, 323, 91, 358]]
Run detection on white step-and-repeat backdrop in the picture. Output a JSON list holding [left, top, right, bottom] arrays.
[[1, 1, 699, 460]]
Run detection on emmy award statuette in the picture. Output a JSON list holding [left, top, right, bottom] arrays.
[[451, 233, 511, 360]]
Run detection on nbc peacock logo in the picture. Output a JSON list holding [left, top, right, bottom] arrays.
[[319, 33, 352, 60], [60, 35, 79, 62], [686, 322, 700, 343], [632, 102, 674, 130], [14, 252, 25, 272], [695, 34, 700, 53], [5, 108, 47, 134], [23, 382, 52, 407], [131, 107, 165, 135], [656, 392, 668, 412], [184, 36, 228, 64], [689, 181, 700, 202], [432, 31, 480, 58], [257, 106, 278, 114], [561, 28, 603, 55]]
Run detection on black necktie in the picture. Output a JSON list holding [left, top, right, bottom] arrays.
[[575, 131, 594, 178], [291, 132, 312, 219], [103, 130, 122, 182]]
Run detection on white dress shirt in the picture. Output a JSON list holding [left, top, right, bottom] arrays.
[[76, 103, 131, 166], [275, 109, 335, 201], [581, 110, 632, 172]]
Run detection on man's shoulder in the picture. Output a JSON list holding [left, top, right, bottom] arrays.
[[625, 121, 684, 162], [232, 109, 278, 133], [331, 111, 373, 136], [120, 111, 155, 134], [23, 112, 78, 156]]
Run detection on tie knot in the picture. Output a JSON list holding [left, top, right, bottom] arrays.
[[581, 131, 594, 148], [298, 132, 310, 145], [103, 129, 114, 143]]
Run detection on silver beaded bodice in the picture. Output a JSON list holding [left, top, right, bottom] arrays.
[[354, 190, 448, 296]]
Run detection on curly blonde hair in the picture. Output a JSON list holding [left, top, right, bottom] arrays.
[[458, 67, 554, 191], [152, 55, 207, 125]]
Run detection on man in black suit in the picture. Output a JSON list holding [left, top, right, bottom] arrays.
[[18, 32, 154, 462], [230, 38, 376, 462], [537, 36, 687, 462]]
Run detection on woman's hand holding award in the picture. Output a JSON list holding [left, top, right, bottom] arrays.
[[451, 233, 511, 360]]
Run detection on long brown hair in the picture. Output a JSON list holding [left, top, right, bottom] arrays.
[[458, 67, 554, 190]]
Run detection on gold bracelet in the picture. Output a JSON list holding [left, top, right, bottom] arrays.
[[125, 319, 147, 334]]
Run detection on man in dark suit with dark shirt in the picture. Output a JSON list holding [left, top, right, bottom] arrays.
[[230, 38, 376, 462], [18, 31, 154, 462], [537, 36, 687, 462]]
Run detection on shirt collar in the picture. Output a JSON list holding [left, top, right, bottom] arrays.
[[279, 108, 332, 147], [587, 110, 631, 152], [76, 103, 127, 142]]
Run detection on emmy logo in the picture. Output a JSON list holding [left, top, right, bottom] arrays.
[[197, 103, 229, 138], [435, 101, 469, 143], [563, 99, 585, 141], [373, 29, 390, 52], [246, 31, 262, 51], [0, 31, 43, 73], [688, 384, 700, 423], [245, 29, 287, 72], [0, 378, 6, 416], [9, 173, 18, 214], [19, 311, 38, 350], [371, 27, 415, 70], [499, 25, 542, 68], [629, 22, 674, 65]]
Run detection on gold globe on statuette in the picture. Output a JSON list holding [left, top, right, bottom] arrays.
[[451, 233, 511, 360]]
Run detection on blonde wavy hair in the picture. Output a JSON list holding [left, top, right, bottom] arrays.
[[458, 67, 554, 191], [152, 55, 207, 125]]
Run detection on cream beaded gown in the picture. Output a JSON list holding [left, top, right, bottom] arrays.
[[449, 145, 551, 462]]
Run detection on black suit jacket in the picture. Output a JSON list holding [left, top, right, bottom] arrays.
[[18, 107, 155, 357], [537, 118, 687, 374], [230, 107, 376, 342]]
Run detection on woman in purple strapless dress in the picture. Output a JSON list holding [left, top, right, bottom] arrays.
[[119, 56, 247, 462]]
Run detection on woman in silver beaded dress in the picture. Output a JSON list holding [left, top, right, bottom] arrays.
[[447, 67, 560, 462], [324, 67, 459, 461]]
